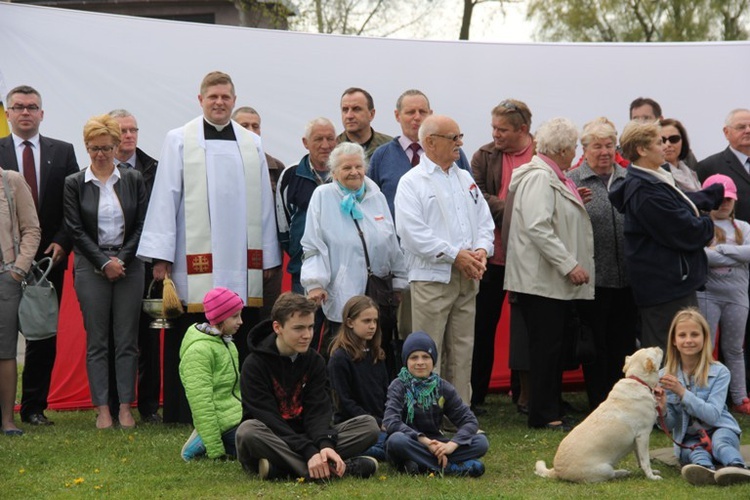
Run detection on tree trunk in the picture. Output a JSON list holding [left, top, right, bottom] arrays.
[[459, 0, 475, 40]]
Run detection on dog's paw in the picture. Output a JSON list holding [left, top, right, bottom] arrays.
[[646, 472, 662, 480]]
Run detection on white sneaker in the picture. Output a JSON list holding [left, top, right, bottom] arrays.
[[715, 466, 750, 486], [681, 464, 716, 486]]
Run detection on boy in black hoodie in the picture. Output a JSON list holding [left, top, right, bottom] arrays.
[[236, 292, 379, 480]]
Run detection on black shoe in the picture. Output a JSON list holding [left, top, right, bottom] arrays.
[[344, 456, 378, 478], [537, 422, 570, 432], [402, 460, 420, 475], [22, 413, 54, 426], [470, 405, 487, 416], [141, 413, 162, 424]]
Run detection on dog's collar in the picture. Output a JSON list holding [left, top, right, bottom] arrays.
[[628, 375, 654, 391]]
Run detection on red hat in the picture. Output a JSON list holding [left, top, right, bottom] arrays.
[[203, 287, 244, 325]]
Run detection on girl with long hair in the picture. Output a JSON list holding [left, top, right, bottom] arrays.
[[657, 308, 750, 486], [328, 295, 390, 460], [697, 174, 750, 414]]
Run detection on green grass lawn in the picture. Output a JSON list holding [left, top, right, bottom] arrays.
[[1, 392, 748, 499]]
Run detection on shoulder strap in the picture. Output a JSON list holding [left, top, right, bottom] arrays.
[[353, 219, 372, 275]]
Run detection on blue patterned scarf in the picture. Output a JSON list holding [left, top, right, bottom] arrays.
[[337, 181, 365, 220], [397, 366, 440, 424]]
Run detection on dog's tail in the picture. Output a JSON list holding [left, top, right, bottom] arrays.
[[535, 460, 557, 479]]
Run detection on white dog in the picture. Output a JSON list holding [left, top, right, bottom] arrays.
[[535, 347, 663, 483]]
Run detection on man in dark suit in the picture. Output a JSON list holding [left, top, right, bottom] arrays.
[[0, 85, 79, 426], [697, 107, 750, 394], [106, 109, 161, 424], [697, 108, 750, 221]]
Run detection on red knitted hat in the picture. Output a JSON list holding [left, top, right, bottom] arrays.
[[203, 287, 244, 325]]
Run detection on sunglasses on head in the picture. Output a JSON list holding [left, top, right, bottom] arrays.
[[661, 135, 681, 144]]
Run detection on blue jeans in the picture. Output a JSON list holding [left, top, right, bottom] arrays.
[[364, 431, 387, 461], [679, 427, 745, 468], [385, 431, 488, 471]]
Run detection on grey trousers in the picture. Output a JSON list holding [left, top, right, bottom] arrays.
[[74, 253, 143, 406], [236, 415, 379, 478]]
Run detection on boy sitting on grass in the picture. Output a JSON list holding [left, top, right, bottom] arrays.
[[384, 331, 489, 477], [179, 287, 244, 461], [236, 292, 379, 480]]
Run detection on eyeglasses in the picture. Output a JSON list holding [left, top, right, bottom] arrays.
[[430, 133, 464, 142], [121, 127, 139, 134], [661, 135, 682, 144], [87, 145, 116, 153], [8, 105, 40, 113], [498, 100, 528, 125]]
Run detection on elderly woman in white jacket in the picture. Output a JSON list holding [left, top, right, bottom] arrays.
[[301, 142, 407, 352], [504, 117, 595, 432]]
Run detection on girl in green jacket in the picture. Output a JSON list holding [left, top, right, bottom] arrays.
[[179, 287, 244, 461]]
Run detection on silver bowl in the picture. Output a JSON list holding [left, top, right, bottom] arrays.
[[142, 280, 182, 329]]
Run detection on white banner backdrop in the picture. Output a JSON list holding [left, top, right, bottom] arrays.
[[1, 3, 748, 167]]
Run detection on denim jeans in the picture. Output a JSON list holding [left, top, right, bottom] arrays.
[[386, 431, 488, 471], [679, 427, 745, 468]]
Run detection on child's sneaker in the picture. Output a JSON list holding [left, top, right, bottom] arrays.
[[181, 429, 206, 462], [444, 459, 485, 477], [344, 456, 378, 478], [732, 398, 750, 415], [715, 465, 750, 486], [258, 458, 275, 480], [681, 463, 716, 485]]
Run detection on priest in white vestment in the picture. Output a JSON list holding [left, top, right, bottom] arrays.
[[137, 71, 281, 423]]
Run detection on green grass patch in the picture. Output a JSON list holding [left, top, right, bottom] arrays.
[[2, 392, 748, 498]]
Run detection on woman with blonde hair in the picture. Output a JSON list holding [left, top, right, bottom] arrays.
[[657, 308, 750, 486], [609, 121, 722, 351], [64, 114, 148, 428]]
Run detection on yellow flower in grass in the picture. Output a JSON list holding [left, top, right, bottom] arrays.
[[18, 468, 25, 474], [94, 485, 102, 490], [296, 477, 305, 483], [94, 469, 100, 473], [128, 435, 135, 442], [74, 477, 85, 485], [378, 475, 387, 481]]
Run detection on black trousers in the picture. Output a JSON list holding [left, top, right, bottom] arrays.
[[577, 286, 638, 411], [471, 264, 506, 407], [517, 293, 569, 428], [20, 263, 65, 419]]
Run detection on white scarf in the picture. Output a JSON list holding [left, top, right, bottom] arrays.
[[182, 117, 263, 312]]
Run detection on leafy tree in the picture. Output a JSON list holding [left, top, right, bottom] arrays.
[[527, 0, 749, 42]]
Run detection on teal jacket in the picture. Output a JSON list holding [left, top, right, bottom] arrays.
[[179, 323, 242, 458]]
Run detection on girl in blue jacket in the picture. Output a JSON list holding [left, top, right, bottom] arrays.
[[656, 308, 750, 486]]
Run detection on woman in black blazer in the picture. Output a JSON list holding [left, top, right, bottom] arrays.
[[64, 114, 147, 429]]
